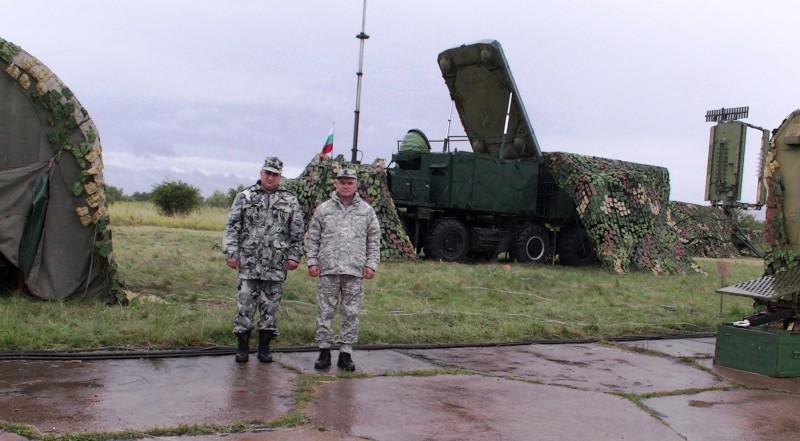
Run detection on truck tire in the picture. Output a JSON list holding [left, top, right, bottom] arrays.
[[425, 219, 469, 262], [558, 228, 596, 267], [513, 224, 551, 264]]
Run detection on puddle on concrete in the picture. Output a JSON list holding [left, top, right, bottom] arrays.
[[0, 357, 296, 434]]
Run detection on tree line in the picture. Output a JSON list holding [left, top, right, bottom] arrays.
[[106, 180, 245, 216]]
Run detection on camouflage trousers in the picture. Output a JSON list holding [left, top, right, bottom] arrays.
[[315, 274, 364, 354], [233, 279, 284, 334]]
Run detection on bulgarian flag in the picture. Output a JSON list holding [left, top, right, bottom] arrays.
[[322, 127, 334, 155]]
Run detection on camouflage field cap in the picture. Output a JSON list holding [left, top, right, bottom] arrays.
[[262, 156, 283, 173], [336, 168, 358, 180]]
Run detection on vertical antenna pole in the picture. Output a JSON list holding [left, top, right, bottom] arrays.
[[443, 100, 454, 152], [351, 0, 369, 164]]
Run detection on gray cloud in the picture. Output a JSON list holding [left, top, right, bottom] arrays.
[[3, 0, 797, 208]]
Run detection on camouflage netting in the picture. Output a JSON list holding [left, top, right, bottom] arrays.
[[669, 202, 738, 258], [762, 135, 797, 274], [1, 37, 124, 302], [543, 152, 701, 274], [764, 143, 786, 249], [283, 153, 417, 260]]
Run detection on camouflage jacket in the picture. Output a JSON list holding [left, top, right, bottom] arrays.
[[222, 182, 304, 281], [305, 191, 381, 277]]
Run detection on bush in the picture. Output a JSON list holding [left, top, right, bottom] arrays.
[[105, 185, 128, 204], [130, 191, 152, 202], [151, 180, 201, 216], [227, 185, 245, 206], [204, 190, 231, 208]]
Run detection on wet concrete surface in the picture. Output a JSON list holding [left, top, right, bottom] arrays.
[[403, 342, 726, 394], [1, 337, 799, 440], [0, 357, 296, 433]]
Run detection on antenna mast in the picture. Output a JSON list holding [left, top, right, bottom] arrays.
[[351, 0, 369, 164]]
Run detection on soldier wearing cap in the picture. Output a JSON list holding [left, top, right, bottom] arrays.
[[305, 167, 381, 371], [222, 156, 304, 363]]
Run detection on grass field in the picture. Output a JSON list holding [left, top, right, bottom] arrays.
[[0, 202, 763, 351]]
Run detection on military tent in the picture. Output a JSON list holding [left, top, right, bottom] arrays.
[[1, 37, 122, 302]]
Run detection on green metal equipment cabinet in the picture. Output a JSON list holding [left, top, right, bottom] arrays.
[[714, 324, 800, 377]]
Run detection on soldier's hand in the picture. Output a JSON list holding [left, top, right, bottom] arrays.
[[363, 267, 375, 279], [226, 259, 239, 269], [308, 265, 320, 277], [285, 259, 299, 271]]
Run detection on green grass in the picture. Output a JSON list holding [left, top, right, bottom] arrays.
[[110, 201, 227, 230], [0, 202, 764, 351]]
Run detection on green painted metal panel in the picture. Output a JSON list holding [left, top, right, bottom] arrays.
[[446, 152, 538, 214], [705, 121, 747, 206], [714, 324, 800, 377], [437, 40, 541, 160], [428, 153, 452, 208]]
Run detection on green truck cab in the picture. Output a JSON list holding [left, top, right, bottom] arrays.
[[388, 40, 592, 265]]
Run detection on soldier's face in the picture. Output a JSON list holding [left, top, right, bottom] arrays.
[[334, 178, 358, 198], [260, 170, 281, 191]]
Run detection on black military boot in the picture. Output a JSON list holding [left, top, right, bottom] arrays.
[[314, 348, 331, 369], [257, 330, 274, 363], [234, 331, 251, 362], [337, 352, 355, 371]]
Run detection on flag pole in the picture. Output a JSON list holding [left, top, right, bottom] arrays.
[[351, 0, 368, 164]]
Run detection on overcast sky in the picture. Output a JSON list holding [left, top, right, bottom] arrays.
[[3, 0, 798, 210]]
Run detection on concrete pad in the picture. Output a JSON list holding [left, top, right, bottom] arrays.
[[148, 427, 363, 441], [616, 337, 716, 358], [0, 431, 28, 441], [644, 389, 800, 441], [305, 374, 683, 440], [277, 349, 437, 375], [406, 343, 727, 394], [0, 357, 296, 435], [696, 358, 800, 394]]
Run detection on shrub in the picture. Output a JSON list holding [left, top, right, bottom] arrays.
[[204, 190, 231, 208], [227, 184, 245, 206], [104, 185, 128, 204], [151, 180, 201, 216], [130, 191, 152, 202]]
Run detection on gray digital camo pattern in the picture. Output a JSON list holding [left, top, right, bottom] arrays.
[[305, 191, 381, 277], [222, 183, 305, 281], [315, 274, 364, 353], [233, 279, 283, 333]]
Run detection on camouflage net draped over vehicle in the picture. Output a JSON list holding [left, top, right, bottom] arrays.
[[669, 202, 738, 258], [543, 152, 700, 274], [283, 154, 417, 260], [762, 144, 797, 274]]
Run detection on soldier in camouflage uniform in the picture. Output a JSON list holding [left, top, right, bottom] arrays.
[[306, 168, 381, 371], [222, 157, 304, 363]]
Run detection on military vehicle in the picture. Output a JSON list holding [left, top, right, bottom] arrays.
[[387, 40, 594, 265], [709, 109, 800, 376]]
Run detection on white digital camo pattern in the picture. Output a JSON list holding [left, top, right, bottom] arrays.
[[305, 191, 380, 277]]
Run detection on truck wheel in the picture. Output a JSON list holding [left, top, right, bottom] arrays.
[[425, 219, 469, 262], [558, 228, 596, 266], [513, 224, 551, 264]]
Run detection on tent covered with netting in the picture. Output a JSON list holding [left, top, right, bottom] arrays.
[[0, 37, 122, 302]]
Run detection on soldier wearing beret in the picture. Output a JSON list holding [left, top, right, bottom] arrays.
[[222, 156, 304, 363], [305, 168, 381, 371]]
